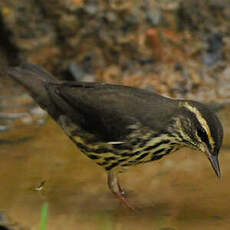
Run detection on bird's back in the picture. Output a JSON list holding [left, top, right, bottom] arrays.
[[8, 63, 179, 141]]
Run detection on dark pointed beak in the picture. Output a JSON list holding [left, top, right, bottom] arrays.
[[207, 154, 221, 177]]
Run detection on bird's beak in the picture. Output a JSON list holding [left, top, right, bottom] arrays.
[[207, 152, 221, 178], [206, 151, 221, 177], [202, 144, 221, 177]]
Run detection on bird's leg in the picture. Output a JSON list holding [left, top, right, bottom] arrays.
[[107, 171, 136, 211], [117, 180, 126, 196]]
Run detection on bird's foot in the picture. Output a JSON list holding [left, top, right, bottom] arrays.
[[115, 190, 137, 212]]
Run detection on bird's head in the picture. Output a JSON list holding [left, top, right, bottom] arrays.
[[175, 101, 223, 177]]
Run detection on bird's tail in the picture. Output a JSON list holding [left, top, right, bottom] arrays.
[[8, 63, 59, 114]]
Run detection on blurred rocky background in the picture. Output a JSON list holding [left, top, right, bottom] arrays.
[[0, 0, 229, 98]]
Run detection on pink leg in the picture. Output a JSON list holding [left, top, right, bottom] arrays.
[[107, 171, 136, 211], [117, 180, 126, 196]]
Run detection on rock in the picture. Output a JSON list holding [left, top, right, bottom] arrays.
[[84, 2, 99, 15], [61, 63, 95, 82], [0, 113, 28, 119], [138, 57, 156, 65], [63, 63, 86, 81], [0, 125, 10, 132], [203, 33, 223, 66], [146, 8, 161, 26]]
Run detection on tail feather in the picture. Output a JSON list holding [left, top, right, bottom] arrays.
[[19, 62, 57, 81], [8, 63, 59, 114]]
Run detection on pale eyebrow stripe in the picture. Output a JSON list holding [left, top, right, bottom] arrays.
[[183, 102, 215, 148]]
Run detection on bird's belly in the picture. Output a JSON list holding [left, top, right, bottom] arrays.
[[70, 134, 180, 172], [57, 114, 181, 171], [70, 135, 130, 171]]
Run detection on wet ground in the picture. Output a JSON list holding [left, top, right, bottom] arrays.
[[0, 106, 230, 230]]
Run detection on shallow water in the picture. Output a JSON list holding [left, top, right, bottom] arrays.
[[0, 108, 230, 230]]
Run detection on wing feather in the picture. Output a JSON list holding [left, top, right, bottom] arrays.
[[45, 82, 178, 141]]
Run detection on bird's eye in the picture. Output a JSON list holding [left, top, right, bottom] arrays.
[[197, 127, 209, 145], [197, 127, 205, 136]]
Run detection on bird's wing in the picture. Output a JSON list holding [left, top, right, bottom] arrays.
[[45, 82, 178, 142]]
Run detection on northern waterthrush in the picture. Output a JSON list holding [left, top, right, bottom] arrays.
[[8, 63, 223, 210]]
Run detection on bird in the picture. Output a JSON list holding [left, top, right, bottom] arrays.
[[8, 63, 223, 210]]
